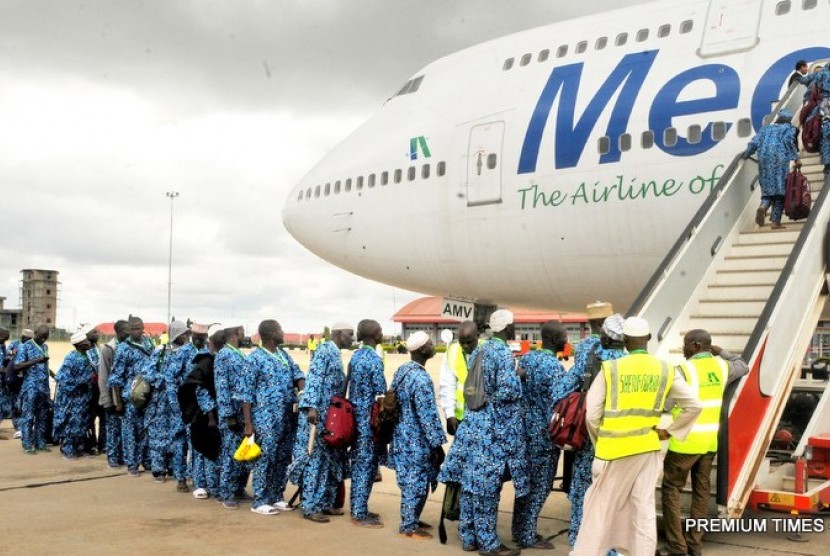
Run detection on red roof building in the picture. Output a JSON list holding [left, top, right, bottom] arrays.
[[95, 322, 169, 338], [392, 296, 588, 343]]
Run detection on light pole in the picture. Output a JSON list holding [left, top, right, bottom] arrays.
[[165, 191, 180, 324]]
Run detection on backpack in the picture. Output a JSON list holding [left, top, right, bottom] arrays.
[[370, 388, 399, 445], [548, 391, 588, 451], [129, 374, 152, 410], [438, 482, 462, 544], [784, 168, 811, 220], [463, 351, 486, 411], [322, 362, 356, 449], [800, 85, 822, 126], [802, 111, 822, 153]]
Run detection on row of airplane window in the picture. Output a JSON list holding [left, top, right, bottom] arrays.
[[502, 0, 824, 71], [598, 119, 753, 154], [503, 20, 695, 70], [297, 161, 447, 202]]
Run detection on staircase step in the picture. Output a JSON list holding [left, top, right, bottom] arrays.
[[721, 254, 787, 271], [736, 230, 800, 244], [706, 284, 774, 299], [686, 315, 759, 332], [729, 241, 795, 257], [696, 299, 767, 315], [711, 269, 782, 285]]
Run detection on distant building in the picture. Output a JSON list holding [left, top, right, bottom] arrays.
[[20, 269, 59, 329], [0, 296, 22, 336], [392, 296, 588, 344]]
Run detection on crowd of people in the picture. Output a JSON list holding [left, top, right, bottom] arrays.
[[0, 301, 747, 556], [744, 60, 830, 228]]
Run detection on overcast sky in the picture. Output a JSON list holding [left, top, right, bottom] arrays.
[[0, 0, 648, 336]]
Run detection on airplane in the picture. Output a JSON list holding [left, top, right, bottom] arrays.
[[282, 0, 829, 315]]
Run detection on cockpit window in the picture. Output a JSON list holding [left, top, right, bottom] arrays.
[[395, 75, 425, 96]]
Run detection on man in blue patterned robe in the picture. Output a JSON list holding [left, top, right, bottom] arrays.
[[347, 319, 387, 528], [388, 331, 446, 540], [291, 323, 353, 523], [512, 321, 568, 549], [108, 316, 154, 476], [54, 331, 96, 459], [743, 108, 799, 228], [14, 324, 52, 454], [439, 310, 528, 556], [240, 319, 305, 514]]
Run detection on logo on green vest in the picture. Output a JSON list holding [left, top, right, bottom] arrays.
[[619, 374, 660, 393], [701, 371, 722, 387]]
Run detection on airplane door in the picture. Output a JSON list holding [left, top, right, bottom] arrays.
[[698, 0, 762, 58], [466, 121, 504, 206]]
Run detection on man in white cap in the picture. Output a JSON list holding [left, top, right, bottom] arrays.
[[14, 324, 51, 454], [387, 331, 446, 540], [144, 320, 195, 491], [292, 322, 353, 523], [438, 310, 527, 556], [5, 328, 34, 439], [53, 331, 96, 459], [550, 313, 627, 549], [214, 321, 251, 509], [189, 324, 225, 500], [574, 316, 702, 556]]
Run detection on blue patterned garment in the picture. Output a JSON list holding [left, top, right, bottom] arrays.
[[237, 345, 304, 507], [15, 340, 51, 451], [291, 340, 348, 516], [438, 338, 528, 552], [54, 350, 95, 457], [347, 346, 387, 519], [388, 360, 446, 533], [552, 342, 627, 547], [100, 340, 123, 467], [191, 384, 220, 497], [144, 343, 195, 480], [214, 344, 252, 501], [800, 66, 830, 99], [744, 122, 799, 198], [7, 340, 24, 430], [822, 119, 830, 167], [512, 349, 565, 547], [108, 337, 154, 471], [0, 343, 11, 420]]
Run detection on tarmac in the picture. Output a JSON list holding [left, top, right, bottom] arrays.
[[0, 346, 826, 555]]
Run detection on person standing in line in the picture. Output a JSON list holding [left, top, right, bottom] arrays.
[[388, 331, 446, 541], [54, 331, 96, 460], [660, 330, 748, 556], [438, 321, 479, 436], [347, 319, 387, 528], [7, 328, 34, 440], [144, 320, 194, 491], [574, 317, 702, 556], [439, 310, 528, 556], [239, 319, 305, 515], [511, 320, 568, 550], [14, 324, 51, 454], [214, 322, 251, 509], [98, 320, 128, 468], [188, 326, 224, 500], [80, 324, 103, 456], [551, 314, 627, 549], [742, 108, 799, 229], [291, 322, 353, 523], [108, 316, 155, 476], [0, 328, 13, 433]]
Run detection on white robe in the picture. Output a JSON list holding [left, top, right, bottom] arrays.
[[574, 367, 702, 556]]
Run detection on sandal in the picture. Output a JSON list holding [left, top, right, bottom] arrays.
[[221, 500, 239, 510], [322, 508, 344, 516], [251, 504, 279, 515], [192, 488, 209, 499], [522, 538, 554, 550], [417, 520, 432, 530], [477, 546, 520, 556], [274, 501, 294, 511], [399, 529, 432, 540], [303, 512, 330, 523], [176, 481, 189, 493], [352, 517, 383, 529]]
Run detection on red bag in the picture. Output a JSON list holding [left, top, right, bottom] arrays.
[[548, 391, 588, 451], [802, 113, 822, 153], [800, 85, 822, 126], [322, 395, 356, 449], [784, 168, 811, 221]]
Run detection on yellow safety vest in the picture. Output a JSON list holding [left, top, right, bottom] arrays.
[[669, 355, 727, 454], [448, 341, 468, 420], [595, 353, 671, 461]]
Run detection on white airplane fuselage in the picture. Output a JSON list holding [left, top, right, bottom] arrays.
[[283, 0, 830, 312]]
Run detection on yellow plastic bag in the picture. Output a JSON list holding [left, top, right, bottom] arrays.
[[233, 435, 262, 462]]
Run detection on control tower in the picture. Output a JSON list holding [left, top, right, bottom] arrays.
[[20, 269, 59, 328]]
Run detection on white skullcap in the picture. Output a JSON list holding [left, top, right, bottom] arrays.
[[406, 331, 430, 352], [22, 328, 34, 337], [168, 320, 189, 342], [622, 316, 650, 338], [70, 331, 88, 345], [208, 324, 223, 336], [601, 314, 625, 341], [331, 321, 354, 331], [79, 323, 96, 335], [191, 322, 210, 334], [489, 309, 514, 333]]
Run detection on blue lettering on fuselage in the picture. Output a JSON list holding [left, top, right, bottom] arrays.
[[518, 46, 830, 173]]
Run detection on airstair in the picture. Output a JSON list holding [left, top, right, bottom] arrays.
[[627, 75, 830, 518]]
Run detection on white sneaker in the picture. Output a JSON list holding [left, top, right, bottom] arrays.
[[250, 504, 279, 515], [192, 488, 209, 499], [13, 431, 21, 439], [274, 501, 294, 511]]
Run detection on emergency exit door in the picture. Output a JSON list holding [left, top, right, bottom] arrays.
[[466, 121, 504, 206], [698, 0, 762, 58]]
